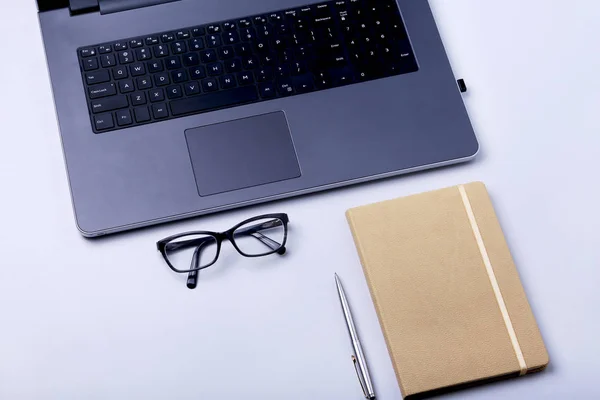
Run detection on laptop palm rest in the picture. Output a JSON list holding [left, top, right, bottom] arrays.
[[185, 111, 301, 197]]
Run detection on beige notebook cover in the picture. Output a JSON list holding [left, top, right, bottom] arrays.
[[346, 182, 548, 398]]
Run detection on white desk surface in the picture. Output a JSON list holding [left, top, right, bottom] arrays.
[[1, 0, 599, 399]]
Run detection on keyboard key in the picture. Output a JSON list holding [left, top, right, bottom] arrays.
[[145, 36, 159, 45], [275, 64, 290, 77], [112, 66, 129, 80], [116, 109, 133, 126], [85, 70, 110, 85], [80, 48, 97, 57], [167, 85, 183, 99], [206, 34, 221, 48], [118, 80, 135, 93], [294, 74, 315, 92], [152, 103, 169, 119], [315, 3, 332, 17], [189, 38, 204, 51], [149, 88, 165, 102], [189, 66, 207, 80], [170, 86, 258, 116], [98, 45, 112, 54], [147, 60, 163, 73], [272, 37, 287, 52], [314, 70, 332, 88], [93, 112, 114, 130], [171, 70, 188, 83], [234, 43, 252, 56], [240, 27, 255, 42], [200, 49, 217, 63], [130, 39, 143, 48], [171, 41, 187, 54], [237, 71, 254, 86], [256, 26, 273, 41], [153, 45, 169, 57], [114, 42, 128, 51], [184, 81, 201, 96], [278, 49, 293, 64], [256, 67, 274, 82], [183, 53, 200, 67], [201, 78, 219, 92], [355, 68, 370, 81], [82, 57, 98, 71], [261, 53, 276, 66], [207, 24, 221, 34], [100, 54, 116, 68], [207, 62, 224, 76], [134, 106, 151, 122], [258, 82, 276, 98], [242, 55, 259, 69], [165, 56, 182, 70], [330, 66, 355, 85], [161, 33, 175, 43], [191, 26, 205, 37], [254, 41, 270, 54], [130, 63, 146, 76], [88, 82, 116, 99], [277, 78, 294, 95], [136, 77, 153, 90], [154, 72, 170, 86], [225, 58, 242, 72], [131, 92, 147, 105], [223, 21, 236, 31], [176, 30, 191, 40], [291, 61, 307, 75], [220, 74, 236, 89], [223, 31, 240, 45], [294, 44, 312, 58], [135, 48, 151, 61], [274, 22, 290, 35], [118, 51, 134, 64], [90, 95, 128, 114], [238, 18, 252, 28], [218, 46, 234, 60], [253, 15, 267, 25]]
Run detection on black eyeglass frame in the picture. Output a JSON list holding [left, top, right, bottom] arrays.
[[156, 213, 289, 274]]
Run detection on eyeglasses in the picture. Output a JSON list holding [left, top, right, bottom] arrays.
[[157, 213, 289, 289]]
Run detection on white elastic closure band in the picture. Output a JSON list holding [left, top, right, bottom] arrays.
[[458, 185, 528, 376]]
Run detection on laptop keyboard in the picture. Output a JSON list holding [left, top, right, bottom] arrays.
[[78, 0, 418, 133]]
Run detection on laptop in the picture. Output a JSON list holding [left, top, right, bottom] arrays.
[[37, 0, 478, 237]]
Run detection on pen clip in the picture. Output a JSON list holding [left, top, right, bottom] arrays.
[[352, 355, 369, 399]]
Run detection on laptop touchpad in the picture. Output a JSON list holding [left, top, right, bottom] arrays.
[[185, 112, 301, 197]]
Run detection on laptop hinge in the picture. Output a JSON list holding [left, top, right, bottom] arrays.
[[99, 0, 181, 14], [38, 0, 69, 12], [69, 0, 99, 14], [68, 0, 179, 15]]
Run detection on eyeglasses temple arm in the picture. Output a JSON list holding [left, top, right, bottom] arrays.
[[187, 242, 209, 289], [235, 219, 285, 252]]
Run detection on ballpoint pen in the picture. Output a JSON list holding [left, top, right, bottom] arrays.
[[335, 273, 376, 399]]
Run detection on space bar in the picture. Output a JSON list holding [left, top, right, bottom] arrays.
[[170, 87, 259, 116]]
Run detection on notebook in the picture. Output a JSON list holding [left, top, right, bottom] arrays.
[[346, 182, 549, 398]]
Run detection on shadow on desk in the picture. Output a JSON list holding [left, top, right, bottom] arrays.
[[406, 363, 553, 400]]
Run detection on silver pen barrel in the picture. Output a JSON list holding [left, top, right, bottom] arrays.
[[335, 273, 376, 399]]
